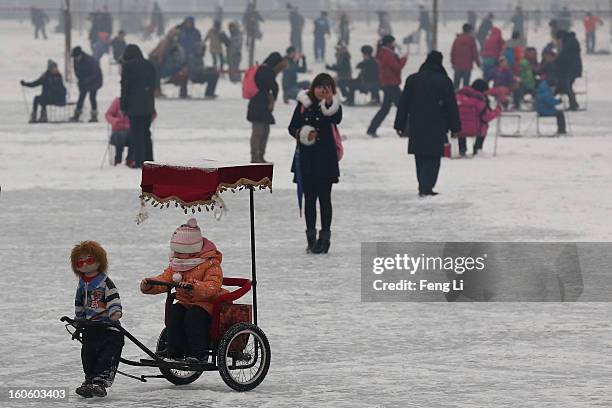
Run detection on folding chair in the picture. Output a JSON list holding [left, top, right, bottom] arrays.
[[497, 113, 522, 137], [100, 124, 115, 169], [536, 112, 572, 137]]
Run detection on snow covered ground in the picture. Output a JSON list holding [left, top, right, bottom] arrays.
[[1, 16, 611, 408]]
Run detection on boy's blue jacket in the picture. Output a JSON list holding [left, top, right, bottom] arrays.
[[535, 80, 561, 116], [74, 273, 122, 324]]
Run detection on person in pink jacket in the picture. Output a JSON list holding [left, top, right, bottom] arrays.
[[105, 97, 132, 166], [455, 79, 501, 156], [481, 27, 505, 82], [105, 97, 156, 166]]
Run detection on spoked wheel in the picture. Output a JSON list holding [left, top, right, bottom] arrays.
[[156, 328, 203, 385], [217, 322, 271, 392]]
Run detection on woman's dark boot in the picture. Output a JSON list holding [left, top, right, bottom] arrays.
[[313, 230, 331, 254], [306, 229, 317, 253]]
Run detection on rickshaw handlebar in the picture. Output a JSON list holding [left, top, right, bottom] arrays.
[[60, 315, 119, 328], [145, 279, 193, 290]]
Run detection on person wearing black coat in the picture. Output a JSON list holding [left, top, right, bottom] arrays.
[[121, 44, 157, 168], [554, 30, 582, 110], [346, 45, 380, 105], [394, 51, 461, 197], [21, 60, 67, 123], [247, 52, 288, 163], [70, 46, 103, 122], [288, 74, 342, 254]]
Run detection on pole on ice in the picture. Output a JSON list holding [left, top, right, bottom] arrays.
[[432, 0, 439, 51], [63, 0, 72, 83], [248, 0, 258, 66], [248, 186, 258, 327]]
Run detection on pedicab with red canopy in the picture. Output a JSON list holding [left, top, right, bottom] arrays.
[[61, 159, 273, 391]]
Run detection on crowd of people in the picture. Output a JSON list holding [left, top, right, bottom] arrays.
[[17, 4, 603, 259]]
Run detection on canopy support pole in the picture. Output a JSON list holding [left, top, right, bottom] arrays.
[[249, 186, 258, 326]]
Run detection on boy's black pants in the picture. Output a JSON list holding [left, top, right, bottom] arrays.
[[81, 327, 124, 387]]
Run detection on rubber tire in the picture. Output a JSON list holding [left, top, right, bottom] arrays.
[[156, 328, 203, 385], [217, 322, 271, 392]]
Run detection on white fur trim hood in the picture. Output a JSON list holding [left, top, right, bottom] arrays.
[[296, 90, 342, 116]]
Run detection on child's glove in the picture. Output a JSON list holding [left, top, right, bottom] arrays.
[[109, 311, 122, 321], [140, 279, 153, 292]]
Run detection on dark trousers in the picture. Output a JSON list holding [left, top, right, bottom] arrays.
[[562, 77, 578, 110], [347, 80, 380, 104], [586, 31, 596, 53], [367, 85, 401, 134], [458, 136, 486, 154], [128, 115, 153, 167], [32, 95, 46, 115], [76, 88, 98, 111], [166, 303, 212, 358], [81, 327, 124, 387], [314, 36, 326, 61], [453, 69, 471, 90], [34, 24, 47, 39], [212, 53, 225, 70], [414, 155, 441, 194], [109, 131, 132, 164], [336, 79, 351, 100], [303, 178, 333, 232]]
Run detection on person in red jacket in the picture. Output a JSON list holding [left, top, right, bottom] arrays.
[[366, 35, 407, 137], [450, 23, 480, 89], [583, 11, 603, 54]]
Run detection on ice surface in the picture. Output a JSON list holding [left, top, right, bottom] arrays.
[[0, 16, 611, 408]]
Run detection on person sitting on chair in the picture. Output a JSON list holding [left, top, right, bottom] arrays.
[[20, 59, 67, 123], [345, 45, 380, 106], [535, 76, 567, 135], [140, 218, 226, 363], [282, 46, 309, 103], [111, 30, 127, 63], [185, 42, 219, 99]]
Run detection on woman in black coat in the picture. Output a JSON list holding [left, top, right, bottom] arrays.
[[20, 59, 66, 123], [120, 44, 157, 168], [247, 52, 288, 163], [288, 73, 342, 254]]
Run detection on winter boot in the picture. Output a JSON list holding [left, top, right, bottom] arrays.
[[312, 230, 331, 254], [38, 107, 48, 123], [75, 381, 93, 398], [28, 111, 37, 123], [88, 110, 98, 123], [306, 229, 317, 253], [89, 383, 107, 397], [69, 109, 81, 122]]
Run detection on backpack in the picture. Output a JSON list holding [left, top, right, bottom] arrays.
[[242, 64, 261, 99]]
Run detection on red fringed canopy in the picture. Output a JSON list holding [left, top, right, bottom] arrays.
[[140, 160, 273, 210]]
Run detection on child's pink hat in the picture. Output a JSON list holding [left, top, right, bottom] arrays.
[[170, 218, 203, 254]]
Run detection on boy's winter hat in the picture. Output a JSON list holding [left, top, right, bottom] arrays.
[[170, 218, 204, 254], [47, 59, 58, 70]]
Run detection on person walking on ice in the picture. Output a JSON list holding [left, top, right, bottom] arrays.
[[394, 51, 461, 197]]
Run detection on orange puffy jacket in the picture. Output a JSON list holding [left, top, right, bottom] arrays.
[[141, 247, 226, 314]]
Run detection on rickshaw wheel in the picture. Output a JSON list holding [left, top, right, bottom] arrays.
[[217, 322, 271, 392], [156, 328, 204, 385]]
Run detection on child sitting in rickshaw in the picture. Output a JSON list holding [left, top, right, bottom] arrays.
[[140, 218, 225, 363]]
